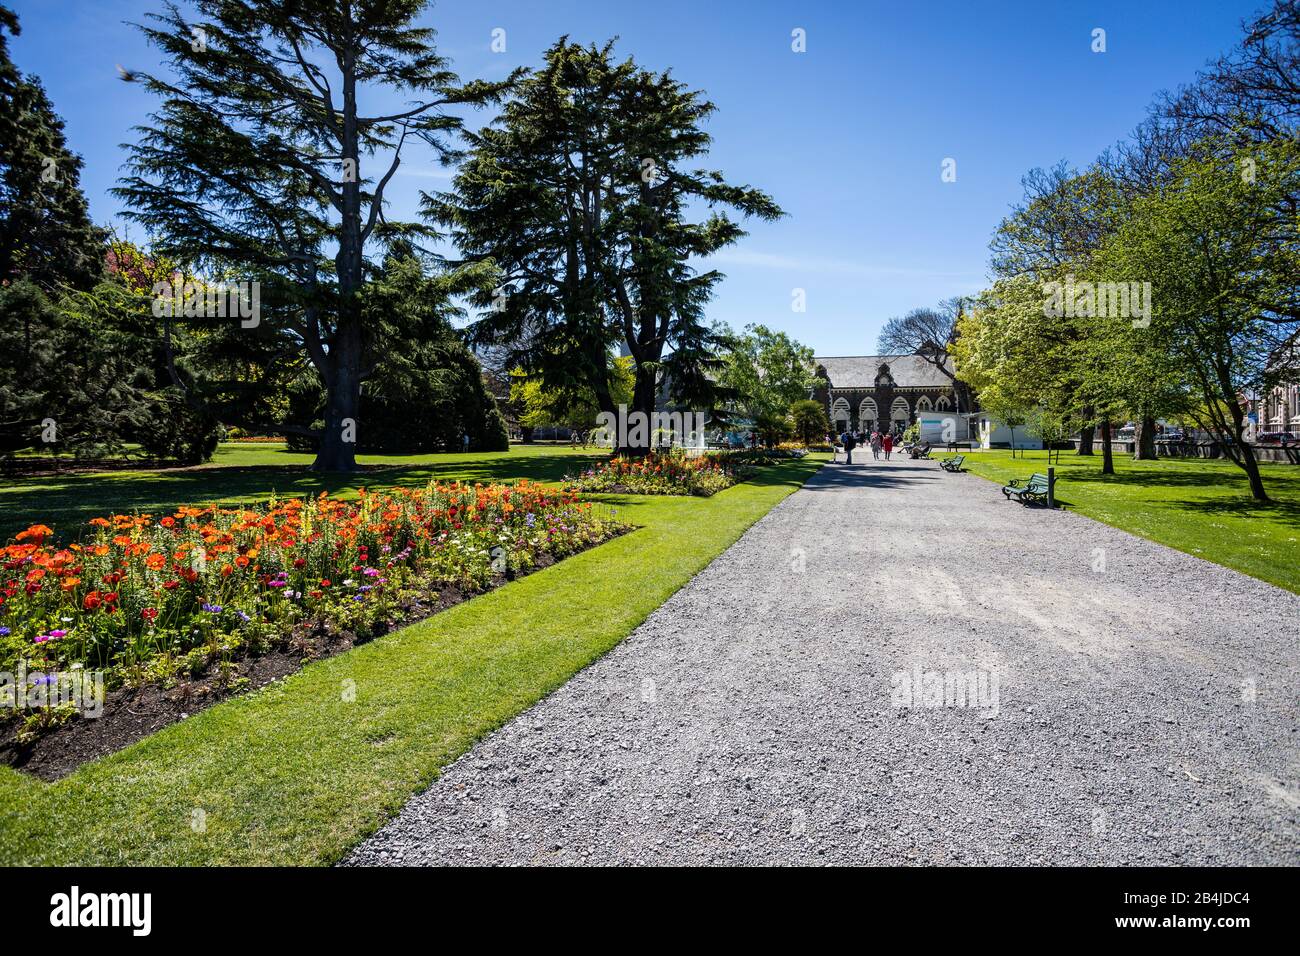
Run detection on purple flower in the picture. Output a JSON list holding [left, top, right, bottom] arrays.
[[202, 603, 223, 614], [0, 627, 9, 636]]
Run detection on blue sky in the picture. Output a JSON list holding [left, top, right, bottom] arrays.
[[7, 0, 1263, 354]]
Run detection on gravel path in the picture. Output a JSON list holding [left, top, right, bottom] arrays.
[[345, 456, 1300, 865]]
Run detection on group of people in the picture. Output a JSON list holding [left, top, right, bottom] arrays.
[[835, 428, 895, 464]]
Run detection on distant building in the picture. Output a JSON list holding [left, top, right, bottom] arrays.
[[812, 354, 975, 439], [1256, 380, 1300, 436]]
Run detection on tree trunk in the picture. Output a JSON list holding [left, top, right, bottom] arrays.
[[313, 36, 363, 473], [1133, 415, 1157, 460], [1224, 386, 1269, 502], [1238, 443, 1269, 501], [313, 321, 362, 471], [1099, 418, 1114, 475], [1077, 407, 1094, 455], [623, 365, 657, 458]]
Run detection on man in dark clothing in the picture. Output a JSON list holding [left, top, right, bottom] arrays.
[[843, 430, 857, 464]]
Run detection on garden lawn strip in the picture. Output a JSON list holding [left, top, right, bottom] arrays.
[[956, 450, 1300, 594], [0, 454, 825, 865]]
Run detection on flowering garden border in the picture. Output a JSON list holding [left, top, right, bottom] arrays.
[[0, 481, 629, 778], [566, 450, 755, 497]]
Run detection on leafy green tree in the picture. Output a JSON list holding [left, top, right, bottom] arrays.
[[986, 164, 1126, 459], [718, 324, 816, 427], [117, 0, 508, 470], [0, 5, 105, 289], [511, 356, 634, 440], [1097, 136, 1300, 501]]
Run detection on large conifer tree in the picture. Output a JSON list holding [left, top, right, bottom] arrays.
[[117, 0, 508, 470], [430, 39, 781, 454]]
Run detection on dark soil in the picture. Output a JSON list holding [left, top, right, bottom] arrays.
[[1, 529, 628, 781]]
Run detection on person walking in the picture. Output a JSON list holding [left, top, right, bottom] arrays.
[[871, 430, 882, 460], [843, 430, 857, 465], [882, 432, 894, 460]]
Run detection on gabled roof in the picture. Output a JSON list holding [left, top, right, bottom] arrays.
[[814, 354, 953, 389]]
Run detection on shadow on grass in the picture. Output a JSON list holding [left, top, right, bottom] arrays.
[[0, 453, 611, 540], [0, 454, 829, 541], [1172, 494, 1300, 530], [1059, 468, 1263, 490]]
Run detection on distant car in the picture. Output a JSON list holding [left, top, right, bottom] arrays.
[[1257, 430, 1299, 446], [1156, 431, 1186, 442]]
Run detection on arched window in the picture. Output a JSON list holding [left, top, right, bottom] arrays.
[[935, 395, 952, 412], [916, 396, 933, 413], [891, 396, 910, 424], [860, 397, 877, 428], [831, 397, 850, 430]]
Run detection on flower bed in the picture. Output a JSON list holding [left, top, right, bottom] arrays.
[[0, 481, 628, 768], [567, 451, 747, 497]]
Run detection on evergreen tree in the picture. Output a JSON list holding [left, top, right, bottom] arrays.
[[116, 0, 510, 471], [0, 5, 105, 289], [430, 38, 781, 454]]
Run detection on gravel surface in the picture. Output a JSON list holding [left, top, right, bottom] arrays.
[[345, 456, 1300, 866]]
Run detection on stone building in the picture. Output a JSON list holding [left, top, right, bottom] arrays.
[[811, 354, 971, 438], [1257, 379, 1300, 435]]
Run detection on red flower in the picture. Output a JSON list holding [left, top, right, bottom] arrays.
[[142, 607, 159, 622]]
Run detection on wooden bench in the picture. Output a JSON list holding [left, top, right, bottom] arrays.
[[939, 454, 964, 472], [1003, 472, 1051, 504]]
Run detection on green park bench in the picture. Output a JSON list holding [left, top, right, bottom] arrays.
[[1003, 472, 1052, 504], [939, 454, 964, 472]]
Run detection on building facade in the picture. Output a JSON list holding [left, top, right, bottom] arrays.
[[812, 355, 971, 438], [1258, 379, 1300, 436]]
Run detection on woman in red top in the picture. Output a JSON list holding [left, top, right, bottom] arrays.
[[882, 433, 894, 460]]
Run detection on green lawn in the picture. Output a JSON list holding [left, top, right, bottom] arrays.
[[958, 449, 1300, 594], [0, 447, 826, 865]]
